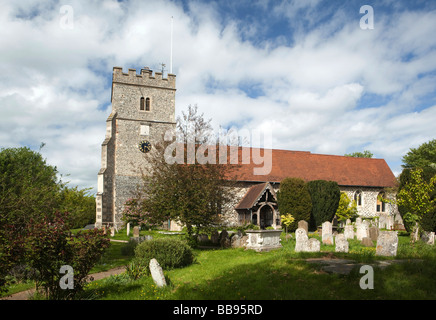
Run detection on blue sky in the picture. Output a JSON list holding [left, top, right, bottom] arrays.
[[1, 0, 435, 193]]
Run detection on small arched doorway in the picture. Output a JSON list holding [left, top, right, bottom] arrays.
[[259, 204, 274, 229]]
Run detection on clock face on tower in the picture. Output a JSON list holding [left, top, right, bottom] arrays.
[[138, 140, 152, 153]]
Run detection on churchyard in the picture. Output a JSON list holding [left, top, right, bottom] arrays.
[[16, 221, 434, 300]]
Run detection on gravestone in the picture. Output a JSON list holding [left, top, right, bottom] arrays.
[[361, 237, 373, 247], [295, 228, 309, 252], [335, 234, 349, 253], [133, 226, 140, 238], [126, 222, 130, 236], [295, 228, 320, 252], [356, 223, 369, 241], [421, 231, 435, 245], [322, 221, 333, 245], [368, 226, 379, 242], [344, 225, 354, 240], [376, 231, 398, 256], [110, 227, 115, 237], [149, 258, 167, 287], [198, 234, 209, 243], [298, 220, 309, 233]]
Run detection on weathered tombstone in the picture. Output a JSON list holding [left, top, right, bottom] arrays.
[[220, 230, 231, 248], [378, 214, 386, 229], [344, 225, 354, 240], [322, 221, 333, 245], [110, 227, 115, 237], [307, 238, 321, 252], [386, 215, 394, 230], [295, 228, 309, 252], [335, 234, 349, 253], [126, 222, 130, 236], [376, 231, 398, 256], [149, 258, 167, 287], [298, 220, 309, 233], [355, 217, 362, 227], [356, 223, 369, 241], [361, 237, 373, 247], [295, 228, 320, 252], [133, 226, 140, 238], [421, 231, 435, 245], [368, 226, 379, 242], [346, 219, 351, 225]]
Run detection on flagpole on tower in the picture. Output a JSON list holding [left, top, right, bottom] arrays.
[[170, 16, 173, 74]]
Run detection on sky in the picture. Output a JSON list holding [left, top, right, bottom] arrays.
[[1, 0, 436, 194]]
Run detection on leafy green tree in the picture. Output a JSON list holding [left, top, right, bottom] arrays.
[[397, 168, 436, 236], [277, 177, 312, 232], [59, 186, 96, 229], [344, 150, 373, 158], [335, 193, 358, 222], [402, 138, 436, 171], [307, 180, 340, 227], [280, 213, 295, 235]]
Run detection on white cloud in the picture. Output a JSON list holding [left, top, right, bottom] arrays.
[[0, 0, 436, 192]]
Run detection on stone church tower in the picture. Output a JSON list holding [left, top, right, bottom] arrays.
[[96, 66, 176, 228]]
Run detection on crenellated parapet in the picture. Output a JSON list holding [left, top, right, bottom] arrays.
[[112, 66, 176, 90]]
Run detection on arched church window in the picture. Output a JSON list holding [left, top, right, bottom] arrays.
[[140, 97, 145, 111], [354, 190, 362, 206], [145, 97, 150, 111], [376, 192, 386, 213]]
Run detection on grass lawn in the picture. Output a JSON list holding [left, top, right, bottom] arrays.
[[82, 229, 436, 300]]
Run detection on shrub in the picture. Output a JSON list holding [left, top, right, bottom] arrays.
[[277, 177, 312, 232], [134, 238, 194, 271], [307, 180, 340, 227]]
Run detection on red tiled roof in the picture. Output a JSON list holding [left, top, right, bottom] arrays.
[[227, 147, 397, 188]]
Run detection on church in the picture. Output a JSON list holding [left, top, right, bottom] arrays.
[[95, 66, 400, 230]]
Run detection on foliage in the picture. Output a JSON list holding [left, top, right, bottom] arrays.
[[126, 258, 149, 280], [402, 138, 436, 171], [23, 211, 109, 299], [280, 213, 295, 234], [0, 147, 62, 229], [335, 192, 358, 222], [134, 238, 194, 272], [397, 168, 436, 233], [277, 177, 312, 232], [122, 197, 155, 228], [307, 180, 340, 227], [59, 186, 96, 229], [344, 150, 373, 158]]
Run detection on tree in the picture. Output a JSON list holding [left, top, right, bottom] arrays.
[[335, 193, 358, 223], [402, 138, 436, 171], [307, 180, 340, 227], [280, 213, 295, 235], [276, 177, 312, 232], [59, 186, 96, 229], [344, 150, 373, 158], [129, 105, 238, 243], [396, 168, 436, 237]]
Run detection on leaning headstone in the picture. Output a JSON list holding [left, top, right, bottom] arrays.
[[335, 234, 349, 253], [368, 226, 379, 242], [295, 228, 309, 252], [344, 225, 354, 240], [133, 226, 140, 238], [298, 220, 309, 233], [361, 237, 373, 247], [149, 258, 167, 287], [322, 221, 333, 245], [376, 231, 398, 256]]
